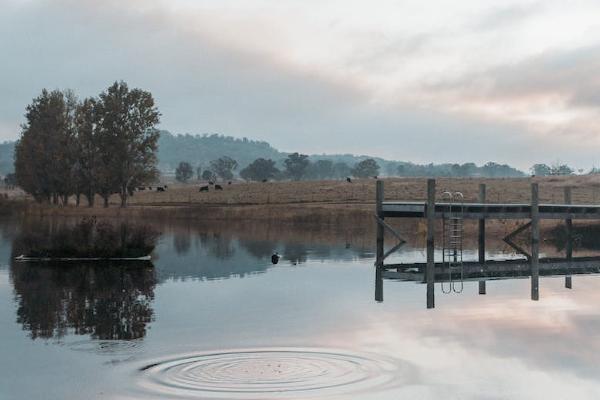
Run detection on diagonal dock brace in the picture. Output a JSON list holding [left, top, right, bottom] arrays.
[[503, 221, 532, 260], [374, 215, 406, 262]]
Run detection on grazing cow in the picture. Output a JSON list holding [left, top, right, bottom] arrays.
[[157, 187, 165, 192], [148, 186, 152, 190], [228, 181, 232, 185], [137, 186, 145, 191], [208, 181, 214, 185], [373, 176, 378, 179], [346, 177, 352, 183], [215, 184, 223, 190], [199, 186, 209, 192], [262, 179, 268, 183], [164, 185, 168, 189]]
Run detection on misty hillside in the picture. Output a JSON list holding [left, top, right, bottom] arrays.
[[0, 131, 525, 177], [157, 131, 284, 172], [158, 133, 524, 177]]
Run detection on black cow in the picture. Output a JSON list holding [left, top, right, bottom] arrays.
[[346, 177, 352, 183], [208, 181, 214, 185], [262, 179, 268, 183], [157, 187, 165, 192], [164, 185, 168, 189], [373, 176, 378, 179], [148, 186, 152, 190], [228, 181, 232, 185], [199, 186, 209, 192], [137, 186, 146, 191], [215, 184, 223, 190]]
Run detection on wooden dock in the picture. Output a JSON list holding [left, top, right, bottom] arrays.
[[381, 201, 600, 219], [374, 179, 599, 308]]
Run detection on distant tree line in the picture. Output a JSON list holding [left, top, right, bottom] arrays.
[[174, 153, 540, 182], [15, 82, 160, 207], [393, 161, 523, 178], [530, 163, 575, 176], [175, 153, 383, 182]]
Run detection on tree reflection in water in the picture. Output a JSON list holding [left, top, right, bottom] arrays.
[[10, 261, 156, 340]]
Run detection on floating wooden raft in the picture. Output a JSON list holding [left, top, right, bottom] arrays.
[[14, 255, 152, 262]]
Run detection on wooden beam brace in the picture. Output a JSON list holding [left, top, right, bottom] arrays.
[[383, 241, 406, 261], [374, 215, 406, 243], [374, 215, 406, 262], [503, 221, 532, 242]]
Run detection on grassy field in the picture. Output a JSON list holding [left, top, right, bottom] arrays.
[[123, 175, 600, 207], [9, 175, 600, 226]]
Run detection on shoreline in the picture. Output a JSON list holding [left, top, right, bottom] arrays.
[[18, 202, 375, 225], [4, 175, 600, 228]]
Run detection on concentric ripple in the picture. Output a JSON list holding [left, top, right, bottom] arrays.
[[135, 348, 412, 399]]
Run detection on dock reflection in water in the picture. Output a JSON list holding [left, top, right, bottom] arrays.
[[376, 257, 600, 307]]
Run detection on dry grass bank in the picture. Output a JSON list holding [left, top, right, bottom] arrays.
[[12, 175, 600, 224]]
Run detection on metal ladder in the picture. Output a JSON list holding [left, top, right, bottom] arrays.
[[441, 191, 464, 294]]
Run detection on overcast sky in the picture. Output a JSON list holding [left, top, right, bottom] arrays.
[[2, 0, 600, 169]]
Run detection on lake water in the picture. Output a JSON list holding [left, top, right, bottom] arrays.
[[2, 217, 600, 399]]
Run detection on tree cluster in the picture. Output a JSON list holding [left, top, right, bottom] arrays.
[[395, 161, 523, 178], [237, 153, 380, 181], [15, 82, 160, 207], [530, 163, 574, 176], [175, 161, 193, 183], [176, 156, 239, 183]]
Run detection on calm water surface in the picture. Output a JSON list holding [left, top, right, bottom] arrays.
[[1, 217, 600, 399]]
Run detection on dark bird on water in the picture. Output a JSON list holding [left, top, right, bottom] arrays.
[[271, 253, 280, 264]]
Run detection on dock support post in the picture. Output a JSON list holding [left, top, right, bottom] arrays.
[[478, 183, 487, 295], [531, 183, 540, 301], [376, 180, 384, 268], [426, 179, 436, 309], [565, 186, 573, 289], [375, 266, 383, 302]]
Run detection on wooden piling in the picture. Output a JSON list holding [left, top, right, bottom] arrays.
[[375, 266, 383, 302], [531, 182, 540, 301], [478, 183, 487, 295], [376, 180, 384, 268], [426, 179, 435, 309], [565, 186, 573, 289]]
